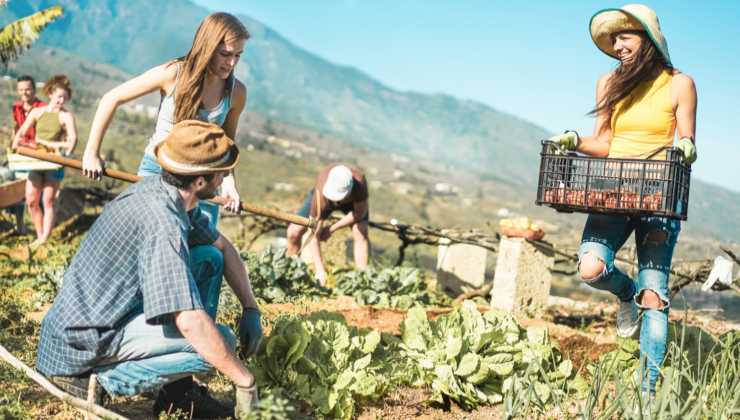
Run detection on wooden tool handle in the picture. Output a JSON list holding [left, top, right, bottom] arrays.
[[16, 147, 316, 228]]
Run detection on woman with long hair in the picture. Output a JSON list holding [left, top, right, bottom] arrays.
[[82, 12, 249, 218], [12, 75, 77, 246], [549, 4, 697, 396]]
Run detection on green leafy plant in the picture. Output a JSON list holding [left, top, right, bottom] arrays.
[[248, 311, 392, 419], [335, 266, 444, 309], [399, 301, 587, 410], [244, 388, 296, 420], [0, 287, 35, 339], [582, 330, 740, 419], [588, 322, 720, 388], [243, 247, 332, 304], [0, 1, 63, 64]]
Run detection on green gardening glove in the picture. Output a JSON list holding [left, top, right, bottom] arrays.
[[238, 308, 263, 357], [676, 137, 697, 164], [548, 130, 580, 152]]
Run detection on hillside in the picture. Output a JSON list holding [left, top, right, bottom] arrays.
[[0, 47, 735, 268], [0, 0, 550, 187], [1, 0, 739, 242]]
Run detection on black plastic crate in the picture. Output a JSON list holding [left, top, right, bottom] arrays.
[[535, 141, 691, 220]]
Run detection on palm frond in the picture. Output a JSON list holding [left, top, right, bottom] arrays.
[[0, 5, 64, 65]]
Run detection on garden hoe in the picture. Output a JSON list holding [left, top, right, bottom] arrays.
[[16, 147, 317, 229]]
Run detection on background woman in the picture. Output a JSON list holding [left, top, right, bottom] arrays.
[[82, 12, 249, 219], [12, 75, 77, 246], [549, 4, 697, 395]]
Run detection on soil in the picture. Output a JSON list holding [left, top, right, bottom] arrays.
[[556, 334, 616, 373], [262, 296, 494, 335], [358, 387, 504, 420], [262, 296, 411, 335]]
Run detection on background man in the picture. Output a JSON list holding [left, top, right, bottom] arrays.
[[286, 163, 369, 285], [6, 75, 46, 234]]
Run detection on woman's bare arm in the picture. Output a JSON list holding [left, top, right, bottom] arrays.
[[60, 111, 77, 154], [220, 80, 247, 212], [673, 73, 697, 141], [83, 62, 178, 177]]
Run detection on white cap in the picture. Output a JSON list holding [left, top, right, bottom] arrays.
[[322, 165, 354, 202]]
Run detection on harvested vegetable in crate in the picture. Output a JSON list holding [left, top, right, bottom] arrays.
[[535, 141, 691, 220]]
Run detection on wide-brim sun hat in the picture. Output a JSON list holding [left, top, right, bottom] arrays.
[[155, 119, 240, 175], [322, 165, 354, 202], [590, 4, 671, 66]]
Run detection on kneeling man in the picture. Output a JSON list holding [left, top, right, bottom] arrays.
[[286, 164, 369, 285], [37, 120, 262, 418]]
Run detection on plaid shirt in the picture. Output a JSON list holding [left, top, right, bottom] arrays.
[[37, 176, 219, 376]]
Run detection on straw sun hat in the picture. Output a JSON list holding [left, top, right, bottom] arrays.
[[590, 4, 671, 66], [155, 120, 240, 175]]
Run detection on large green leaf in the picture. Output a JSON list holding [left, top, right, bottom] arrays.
[[445, 335, 463, 361], [248, 312, 392, 419], [401, 307, 431, 351], [362, 330, 381, 354], [455, 352, 481, 377]]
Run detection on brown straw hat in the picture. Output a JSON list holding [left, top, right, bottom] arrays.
[[155, 120, 239, 175], [590, 4, 671, 66]]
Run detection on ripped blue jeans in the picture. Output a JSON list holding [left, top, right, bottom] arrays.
[[578, 214, 680, 393]]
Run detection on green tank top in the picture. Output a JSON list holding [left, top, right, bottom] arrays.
[[36, 111, 64, 142]]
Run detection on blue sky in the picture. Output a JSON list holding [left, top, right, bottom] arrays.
[[194, 0, 738, 192]]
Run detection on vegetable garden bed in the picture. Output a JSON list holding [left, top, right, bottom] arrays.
[[2, 235, 738, 419]]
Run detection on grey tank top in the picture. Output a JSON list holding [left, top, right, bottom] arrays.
[[144, 65, 236, 156]]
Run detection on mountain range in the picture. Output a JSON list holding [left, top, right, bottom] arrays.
[[1, 0, 738, 243]]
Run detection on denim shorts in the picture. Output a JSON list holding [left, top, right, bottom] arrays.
[[28, 169, 65, 183]]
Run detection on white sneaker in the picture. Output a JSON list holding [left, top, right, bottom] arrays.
[[616, 299, 639, 337]]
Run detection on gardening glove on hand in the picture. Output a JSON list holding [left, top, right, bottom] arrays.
[[676, 137, 697, 164], [235, 384, 259, 419], [548, 131, 580, 152], [238, 308, 263, 357], [317, 225, 333, 242]]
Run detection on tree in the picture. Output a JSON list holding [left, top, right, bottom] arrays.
[[0, 1, 63, 65]]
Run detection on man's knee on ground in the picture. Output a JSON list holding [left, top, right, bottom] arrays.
[[637, 289, 666, 309], [578, 252, 605, 281]]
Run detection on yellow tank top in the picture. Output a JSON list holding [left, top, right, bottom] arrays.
[[609, 70, 676, 159], [36, 111, 64, 142]]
